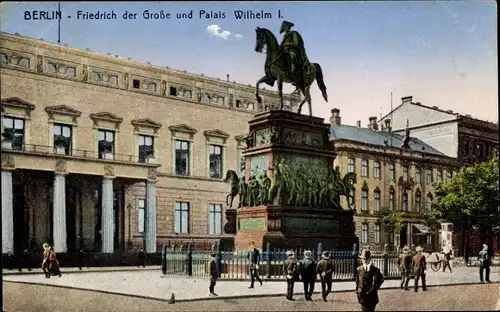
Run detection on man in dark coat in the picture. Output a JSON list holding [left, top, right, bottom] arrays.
[[209, 252, 218, 296], [283, 250, 299, 301], [299, 250, 316, 301], [478, 244, 491, 283], [248, 241, 263, 288], [412, 246, 427, 292], [442, 247, 453, 273], [398, 246, 412, 290], [355, 249, 384, 312], [316, 251, 334, 302]]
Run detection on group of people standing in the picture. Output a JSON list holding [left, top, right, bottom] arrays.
[[398, 245, 428, 292]]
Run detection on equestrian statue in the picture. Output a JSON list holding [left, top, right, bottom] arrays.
[[254, 21, 328, 115]]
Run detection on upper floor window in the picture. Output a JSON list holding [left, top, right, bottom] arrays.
[[53, 123, 72, 155], [2, 116, 25, 150], [445, 170, 452, 181], [415, 190, 421, 213], [138, 134, 154, 163], [348, 189, 355, 210], [464, 140, 470, 155], [361, 159, 369, 177], [175, 140, 190, 176], [208, 203, 223, 235], [475, 143, 483, 158], [373, 190, 381, 212], [426, 169, 433, 184], [402, 192, 408, 212], [402, 165, 409, 181], [426, 194, 433, 211], [389, 189, 395, 211], [388, 163, 396, 180], [209, 144, 223, 179], [436, 170, 443, 183], [174, 201, 190, 234], [374, 224, 381, 244], [373, 161, 381, 179], [98, 129, 115, 159], [361, 223, 369, 244], [361, 189, 368, 212], [415, 167, 422, 184], [347, 157, 355, 173]]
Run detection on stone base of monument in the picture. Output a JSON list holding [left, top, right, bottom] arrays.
[[234, 205, 358, 251]]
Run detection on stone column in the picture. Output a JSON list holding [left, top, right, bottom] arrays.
[[101, 177, 114, 253], [2, 170, 14, 254], [53, 173, 67, 252], [145, 180, 157, 253]]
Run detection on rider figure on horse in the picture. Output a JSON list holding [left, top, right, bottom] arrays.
[[279, 21, 310, 84]]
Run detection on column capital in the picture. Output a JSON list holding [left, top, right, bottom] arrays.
[[146, 179, 157, 184], [103, 175, 116, 180]]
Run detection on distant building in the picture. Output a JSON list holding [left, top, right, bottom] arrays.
[[329, 108, 459, 251], [378, 96, 499, 166], [0, 32, 300, 256]]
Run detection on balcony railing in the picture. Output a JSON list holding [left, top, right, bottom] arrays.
[[1, 143, 155, 164]]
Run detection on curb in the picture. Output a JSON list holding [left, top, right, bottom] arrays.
[[4, 279, 498, 303], [2, 268, 158, 276]]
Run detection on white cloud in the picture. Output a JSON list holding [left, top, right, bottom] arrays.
[[206, 24, 231, 40], [235, 34, 243, 39]]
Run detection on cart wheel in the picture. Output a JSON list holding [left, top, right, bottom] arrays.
[[431, 262, 441, 272]]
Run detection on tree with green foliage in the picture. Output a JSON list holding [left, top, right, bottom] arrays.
[[425, 155, 499, 259], [381, 211, 406, 248]]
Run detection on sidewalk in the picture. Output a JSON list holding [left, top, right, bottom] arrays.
[[3, 266, 498, 302]]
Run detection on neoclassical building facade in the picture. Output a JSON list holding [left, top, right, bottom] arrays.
[[0, 32, 300, 255]]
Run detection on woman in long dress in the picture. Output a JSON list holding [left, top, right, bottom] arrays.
[[42, 243, 62, 278]]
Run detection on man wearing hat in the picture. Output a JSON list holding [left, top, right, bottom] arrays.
[[478, 243, 491, 283], [299, 250, 316, 301], [316, 251, 334, 302], [398, 246, 412, 291], [355, 249, 384, 312], [208, 252, 219, 296], [283, 250, 299, 301], [279, 20, 309, 80], [412, 246, 427, 292]]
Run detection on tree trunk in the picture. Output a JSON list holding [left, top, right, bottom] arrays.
[[464, 226, 470, 263]]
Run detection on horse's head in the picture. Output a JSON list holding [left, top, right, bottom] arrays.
[[255, 27, 265, 53], [223, 170, 232, 182]]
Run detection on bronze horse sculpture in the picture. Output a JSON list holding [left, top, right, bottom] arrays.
[[254, 27, 328, 115]]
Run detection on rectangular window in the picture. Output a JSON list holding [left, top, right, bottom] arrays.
[[436, 170, 443, 183], [373, 161, 381, 179], [169, 86, 177, 96], [237, 148, 245, 176], [2, 116, 25, 150], [361, 190, 368, 212], [374, 191, 381, 212], [137, 198, 145, 233], [415, 193, 421, 213], [174, 202, 190, 234], [347, 158, 355, 173], [209, 144, 223, 179], [403, 165, 409, 181], [361, 223, 369, 244], [53, 123, 73, 155], [415, 167, 422, 184], [389, 163, 395, 180], [348, 189, 355, 210], [175, 140, 190, 175], [426, 196, 433, 211], [445, 170, 452, 181], [426, 169, 433, 184], [374, 224, 381, 244], [361, 159, 369, 177], [98, 129, 115, 159], [403, 193, 408, 212], [138, 134, 154, 163], [476, 143, 483, 157], [389, 191, 395, 211], [208, 203, 222, 235], [132, 79, 140, 89]]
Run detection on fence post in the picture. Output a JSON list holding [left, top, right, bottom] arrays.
[[216, 242, 222, 278], [266, 242, 271, 278], [383, 243, 389, 277], [317, 242, 323, 261], [351, 243, 358, 280], [161, 244, 167, 275], [187, 243, 193, 276]]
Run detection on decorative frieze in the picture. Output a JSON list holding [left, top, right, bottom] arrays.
[[130, 76, 159, 94], [0, 49, 31, 69], [45, 59, 77, 78], [168, 83, 193, 100], [90, 68, 120, 86], [282, 128, 323, 148], [199, 90, 226, 106], [234, 97, 257, 111]]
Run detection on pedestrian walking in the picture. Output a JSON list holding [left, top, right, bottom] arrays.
[[283, 250, 299, 301], [247, 241, 263, 289], [478, 244, 491, 283], [42, 243, 62, 278], [412, 246, 427, 292], [442, 247, 453, 273], [298, 250, 316, 301], [398, 246, 412, 291], [355, 249, 384, 312], [316, 251, 334, 302], [209, 252, 219, 296]]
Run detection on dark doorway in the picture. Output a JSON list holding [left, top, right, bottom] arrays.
[[66, 185, 77, 252], [13, 183, 27, 255], [400, 224, 408, 247]]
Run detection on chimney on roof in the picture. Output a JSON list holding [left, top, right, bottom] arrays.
[[356, 120, 361, 127], [383, 119, 391, 133], [368, 116, 378, 131], [401, 96, 413, 104], [226, 74, 230, 82], [330, 108, 341, 125]]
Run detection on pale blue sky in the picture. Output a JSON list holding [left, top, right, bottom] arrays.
[[1, 1, 497, 124]]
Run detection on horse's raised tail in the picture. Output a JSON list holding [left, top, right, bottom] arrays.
[[314, 63, 328, 102]]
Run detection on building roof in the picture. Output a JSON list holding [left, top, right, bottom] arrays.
[[329, 124, 446, 156]]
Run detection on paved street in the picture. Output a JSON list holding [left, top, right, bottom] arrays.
[[3, 282, 499, 311], [2, 266, 498, 302]]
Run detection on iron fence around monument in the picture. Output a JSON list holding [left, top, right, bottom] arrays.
[[160, 245, 401, 281]]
